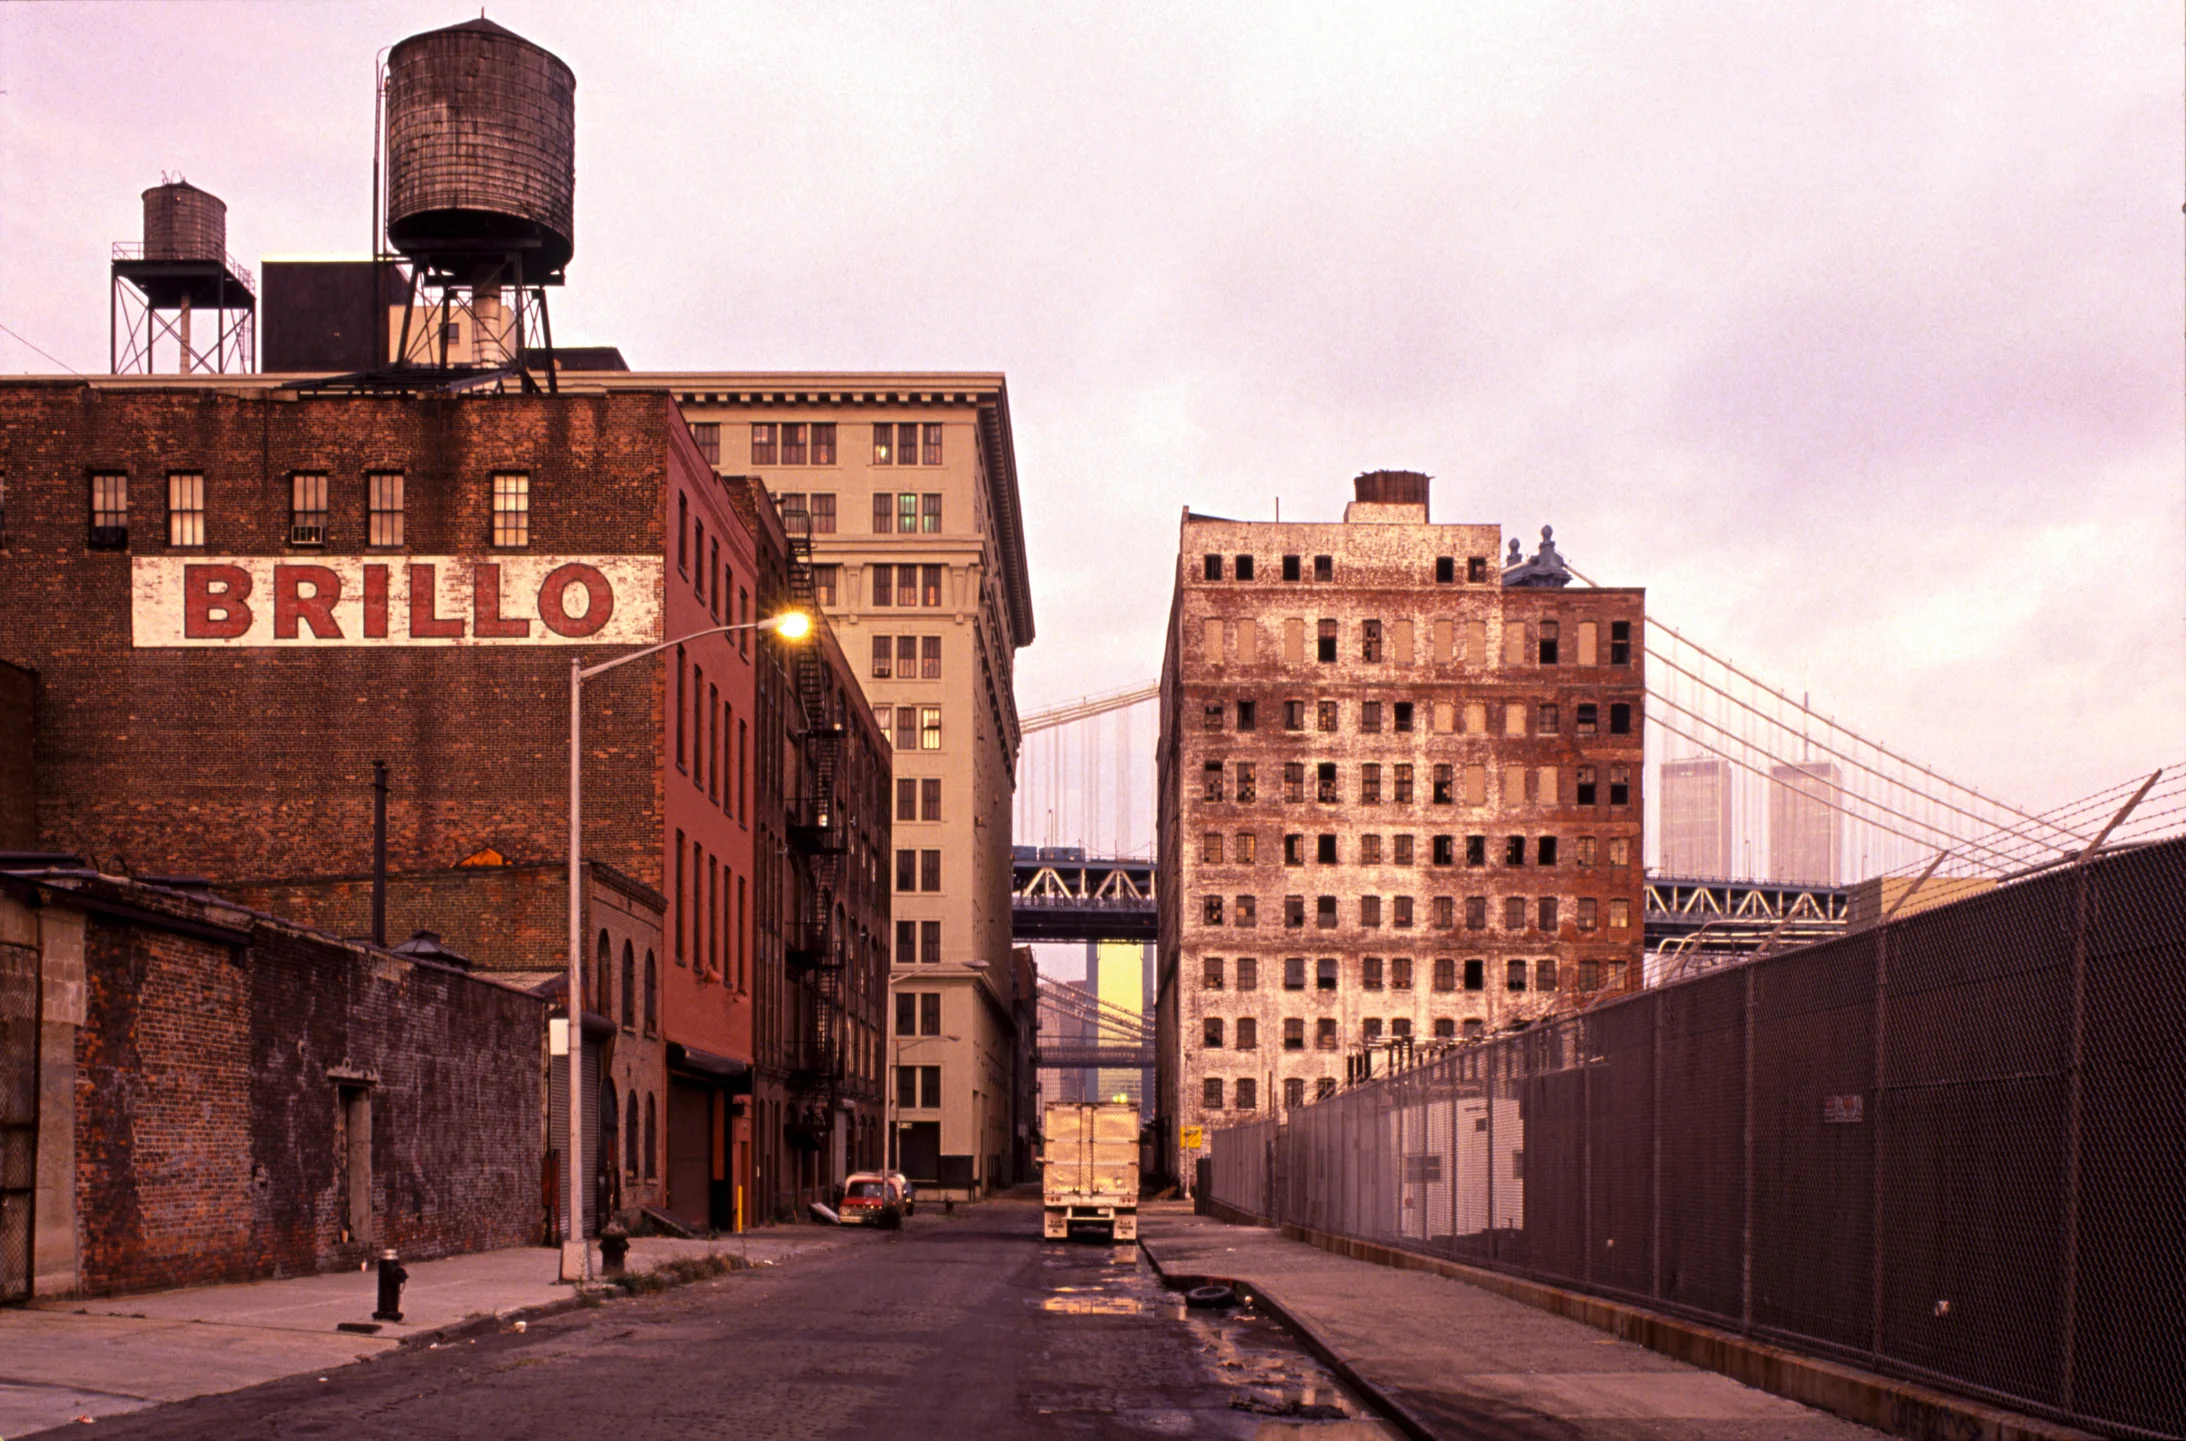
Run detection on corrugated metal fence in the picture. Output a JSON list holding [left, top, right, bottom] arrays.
[[1204, 836, 2186, 1440]]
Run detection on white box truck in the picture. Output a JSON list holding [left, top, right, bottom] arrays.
[[1042, 1101, 1139, 1241]]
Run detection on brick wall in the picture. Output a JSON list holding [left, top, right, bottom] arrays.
[[70, 890, 542, 1296], [220, 862, 570, 974]]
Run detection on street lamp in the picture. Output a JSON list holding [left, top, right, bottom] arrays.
[[560, 609, 810, 1283]]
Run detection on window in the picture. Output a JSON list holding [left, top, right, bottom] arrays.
[[1610, 702, 1633, 736], [1236, 1078, 1257, 1109], [1362, 620, 1384, 662], [1284, 699, 1306, 731], [896, 992, 917, 1036], [1389, 1019, 1411, 1043], [1204, 554, 1223, 581], [897, 849, 917, 891], [1203, 956, 1225, 989], [1317, 700, 1338, 732], [1315, 895, 1337, 928], [893, 707, 917, 750], [1576, 836, 1598, 866], [1315, 1017, 1338, 1050], [1610, 620, 1632, 665], [621, 941, 637, 1029], [1203, 703, 1224, 731], [1204, 762, 1226, 802], [1236, 700, 1257, 731], [1203, 1078, 1224, 1110], [871, 563, 893, 606], [1360, 834, 1383, 865], [897, 778, 919, 822], [919, 635, 941, 678], [922, 919, 942, 963], [1465, 959, 1485, 990], [1236, 1018, 1257, 1050], [165, 473, 205, 547], [1576, 703, 1599, 737], [1234, 896, 1257, 926], [920, 849, 941, 891], [1393, 764, 1414, 804], [872, 493, 893, 533], [1284, 763, 1305, 803], [1505, 835, 1527, 866], [922, 425, 943, 466], [1466, 835, 1486, 867], [1203, 832, 1225, 864], [915, 564, 939, 606], [815, 565, 839, 606], [644, 952, 657, 1035], [1362, 956, 1384, 990], [684, 421, 720, 465], [1313, 555, 1332, 582], [1236, 832, 1257, 864], [1393, 702, 1414, 733], [921, 493, 942, 532], [1235, 555, 1255, 580], [753, 424, 780, 465], [1203, 895, 1225, 925], [1317, 619, 1337, 662], [872, 636, 893, 678], [1390, 957, 1414, 989], [1435, 557, 1455, 584], [1505, 897, 1527, 930], [920, 1067, 941, 1109], [1508, 960, 1529, 992], [1317, 763, 1337, 803], [1282, 554, 1302, 581], [1609, 837, 1632, 867], [1539, 897, 1560, 931], [1539, 703, 1559, 736], [1284, 834, 1305, 866], [1235, 763, 1256, 801], [1433, 957, 1456, 992], [1431, 835, 1455, 867], [1285, 1078, 1307, 1109], [1393, 896, 1414, 928], [807, 491, 837, 531], [1361, 701, 1382, 733], [1432, 765, 1454, 805], [1362, 895, 1384, 928], [1315, 957, 1338, 991], [367, 473, 404, 547], [1610, 766, 1631, 806], [1577, 766, 1598, 805], [1393, 833, 1415, 866], [1203, 1017, 1224, 1048], [1236, 957, 1258, 989], [1580, 961, 1602, 993], [1432, 896, 1455, 928], [1469, 556, 1490, 583], [920, 706, 942, 750], [1284, 956, 1306, 990], [290, 472, 328, 545], [1610, 897, 1632, 929], [1539, 620, 1560, 665], [1283, 1019, 1305, 1050], [1434, 1018, 1456, 1040], [1466, 896, 1487, 929], [872, 425, 897, 465], [779, 423, 810, 465], [1577, 897, 1598, 931]]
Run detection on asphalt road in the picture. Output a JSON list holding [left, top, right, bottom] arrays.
[[31, 1197, 1391, 1441]]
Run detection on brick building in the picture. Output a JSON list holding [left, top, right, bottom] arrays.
[[1155, 472, 1646, 1184], [0, 374, 885, 1235], [0, 864, 542, 1302]]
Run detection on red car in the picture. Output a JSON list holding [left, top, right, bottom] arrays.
[[838, 1172, 904, 1226]]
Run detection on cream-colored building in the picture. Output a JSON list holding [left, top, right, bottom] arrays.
[[590, 372, 1034, 1197]]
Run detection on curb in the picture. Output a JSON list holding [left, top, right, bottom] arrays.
[[1140, 1240, 1440, 1441], [394, 1292, 589, 1349], [1260, 1218, 2101, 1441]]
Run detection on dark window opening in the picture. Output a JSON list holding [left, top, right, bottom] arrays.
[[1313, 555, 1332, 582], [1435, 557, 1455, 584], [1236, 555, 1255, 580], [1316, 619, 1337, 663], [1610, 620, 1632, 665], [1282, 554, 1302, 581], [1610, 702, 1633, 735], [1203, 554, 1223, 581]]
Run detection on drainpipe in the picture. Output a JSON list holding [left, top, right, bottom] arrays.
[[372, 760, 388, 947]]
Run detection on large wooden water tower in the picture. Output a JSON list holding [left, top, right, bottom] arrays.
[[110, 179, 257, 374]]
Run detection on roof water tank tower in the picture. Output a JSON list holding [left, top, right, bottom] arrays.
[[110, 179, 255, 374], [142, 181, 228, 262], [384, 18, 575, 280]]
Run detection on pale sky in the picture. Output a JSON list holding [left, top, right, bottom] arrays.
[[3, 2, 2181, 827]]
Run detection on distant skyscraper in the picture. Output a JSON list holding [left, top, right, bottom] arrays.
[[1660, 757, 1733, 876], [1769, 761, 1843, 885]]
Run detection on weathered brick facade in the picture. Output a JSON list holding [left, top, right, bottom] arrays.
[[5, 869, 542, 1299]]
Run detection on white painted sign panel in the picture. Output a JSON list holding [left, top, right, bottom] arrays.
[[131, 555, 663, 647]]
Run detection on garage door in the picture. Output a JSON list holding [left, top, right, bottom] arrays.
[[667, 1081, 714, 1229]]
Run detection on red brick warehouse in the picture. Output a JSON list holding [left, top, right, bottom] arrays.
[[0, 375, 811, 1232]]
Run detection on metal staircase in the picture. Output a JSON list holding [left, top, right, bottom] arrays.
[[781, 505, 847, 1144]]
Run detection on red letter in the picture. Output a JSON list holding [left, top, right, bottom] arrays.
[[273, 565, 344, 639], [363, 564, 389, 638], [184, 564, 253, 639], [539, 563, 614, 638], [407, 563, 466, 639], [471, 563, 531, 638]]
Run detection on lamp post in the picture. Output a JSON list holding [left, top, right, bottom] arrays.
[[561, 609, 810, 1284]]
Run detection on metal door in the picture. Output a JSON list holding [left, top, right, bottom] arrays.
[[0, 942, 39, 1304]]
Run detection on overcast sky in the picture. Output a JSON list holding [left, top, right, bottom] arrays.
[[3, 2, 2180, 825]]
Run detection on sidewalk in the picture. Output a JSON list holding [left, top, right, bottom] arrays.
[[1140, 1206, 1885, 1441], [0, 1231, 842, 1438]]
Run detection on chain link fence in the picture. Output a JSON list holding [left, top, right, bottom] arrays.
[[1204, 834, 2186, 1440]]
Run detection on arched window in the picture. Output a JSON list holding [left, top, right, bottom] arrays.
[[621, 941, 637, 1030], [644, 1094, 658, 1180], [625, 1091, 640, 1175], [595, 929, 612, 1015], [643, 951, 658, 1036]]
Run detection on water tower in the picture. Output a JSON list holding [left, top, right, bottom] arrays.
[[111, 180, 257, 373], [380, 17, 575, 388]]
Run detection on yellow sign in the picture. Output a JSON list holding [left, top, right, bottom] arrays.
[[1181, 1126, 1204, 1150]]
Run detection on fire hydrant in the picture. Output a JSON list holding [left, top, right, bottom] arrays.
[[373, 1249, 407, 1322], [599, 1221, 631, 1275]]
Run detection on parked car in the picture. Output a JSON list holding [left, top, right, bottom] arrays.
[[886, 1170, 916, 1215], [839, 1172, 903, 1227]]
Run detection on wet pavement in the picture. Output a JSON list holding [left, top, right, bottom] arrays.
[[23, 1196, 1398, 1440]]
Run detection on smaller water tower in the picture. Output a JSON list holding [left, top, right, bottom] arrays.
[[111, 179, 257, 374], [380, 17, 575, 388]]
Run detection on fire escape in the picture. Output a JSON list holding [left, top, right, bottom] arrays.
[[782, 506, 847, 1145]]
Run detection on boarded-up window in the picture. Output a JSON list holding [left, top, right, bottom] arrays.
[[1465, 620, 1487, 666], [1503, 622, 1526, 667], [1239, 620, 1258, 664], [1203, 617, 1224, 661], [1504, 765, 1526, 804], [1504, 703, 1527, 737], [1432, 701, 1455, 734], [1538, 767, 1558, 805], [1283, 618, 1305, 663], [1465, 764, 1487, 806], [1431, 619, 1452, 664], [1392, 620, 1414, 664], [1577, 620, 1599, 666], [1464, 701, 1487, 735]]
